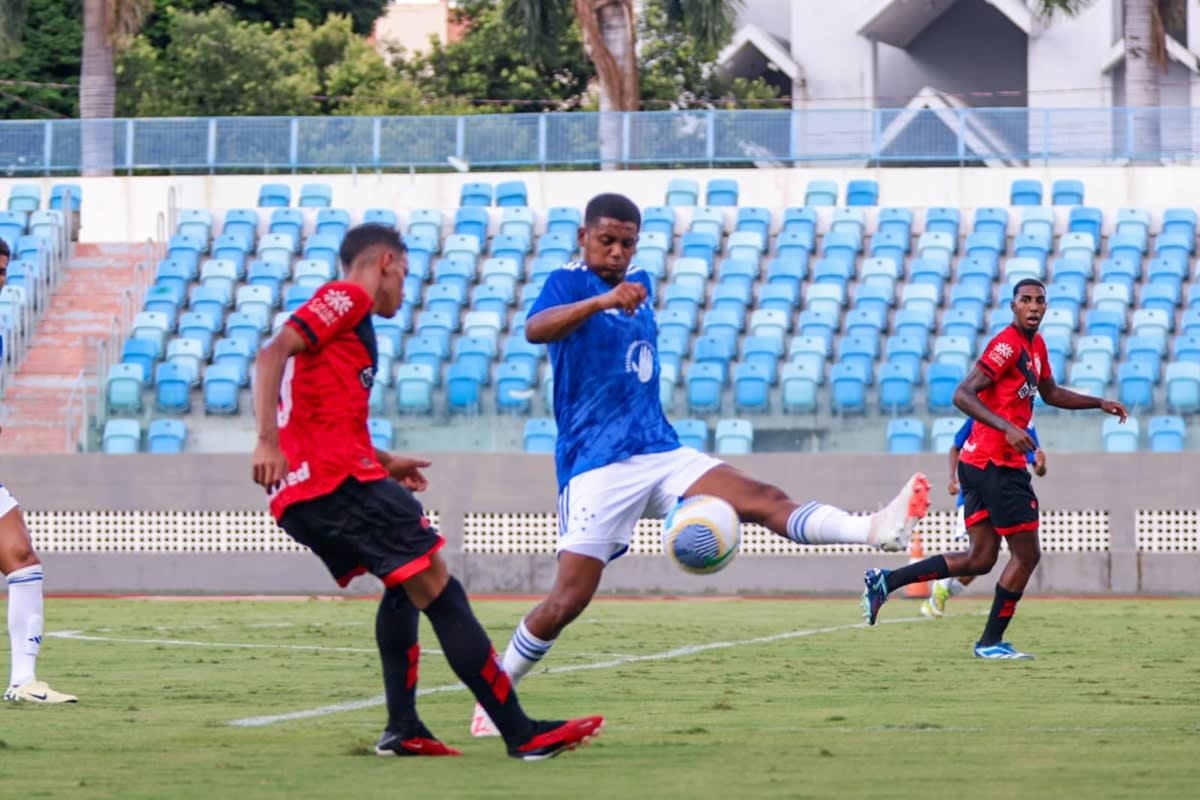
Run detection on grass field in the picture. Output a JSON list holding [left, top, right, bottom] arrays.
[[2, 595, 1198, 800]]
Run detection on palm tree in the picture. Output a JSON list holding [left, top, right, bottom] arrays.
[[0, 1, 28, 58], [503, 0, 742, 165], [1038, 1, 1184, 160], [80, 0, 153, 175]]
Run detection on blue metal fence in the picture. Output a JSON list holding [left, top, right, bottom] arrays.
[[0, 107, 1195, 173]]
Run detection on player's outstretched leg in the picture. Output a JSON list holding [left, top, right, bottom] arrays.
[[921, 576, 974, 619], [2, 504, 75, 705], [421, 575, 603, 759], [373, 586, 460, 756]]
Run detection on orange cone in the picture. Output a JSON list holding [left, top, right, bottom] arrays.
[[904, 530, 927, 598]]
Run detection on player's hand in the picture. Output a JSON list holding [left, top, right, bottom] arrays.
[[252, 439, 290, 490], [1005, 425, 1036, 453], [386, 456, 431, 492], [1034, 449, 1046, 475], [947, 479, 959, 497], [599, 281, 647, 315], [1101, 399, 1128, 423]]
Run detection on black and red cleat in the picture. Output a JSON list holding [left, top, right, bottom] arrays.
[[508, 716, 605, 761], [375, 729, 463, 757]]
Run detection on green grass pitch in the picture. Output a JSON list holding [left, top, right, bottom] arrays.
[[2, 596, 1198, 799]]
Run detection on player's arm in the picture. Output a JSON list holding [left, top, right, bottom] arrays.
[[525, 281, 647, 343], [251, 325, 308, 489], [375, 448, 431, 492], [953, 365, 1036, 453], [1037, 371, 1128, 421], [1027, 426, 1047, 477], [947, 445, 961, 496]]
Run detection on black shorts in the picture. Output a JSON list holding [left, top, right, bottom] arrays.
[[957, 461, 1039, 536], [279, 477, 443, 588]]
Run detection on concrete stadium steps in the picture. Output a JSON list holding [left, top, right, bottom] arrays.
[[0, 244, 145, 454]]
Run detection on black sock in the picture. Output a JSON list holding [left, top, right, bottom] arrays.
[[422, 577, 533, 745], [376, 586, 421, 733], [883, 555, 950, 594], [979, 584, 1023, 646]]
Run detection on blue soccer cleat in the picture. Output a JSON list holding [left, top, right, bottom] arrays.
[[973, 641, 1034, 660], [860, 568, 890, 626]]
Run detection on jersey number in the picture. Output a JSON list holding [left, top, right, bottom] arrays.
[[277, 357, 296, 428]]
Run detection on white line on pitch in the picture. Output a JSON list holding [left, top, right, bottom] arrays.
[[46, 630, 442, 656], [227, 613, 932, 728]]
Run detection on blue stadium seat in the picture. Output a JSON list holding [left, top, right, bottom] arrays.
[[1102, 416, 1139, 452], [639, 206, 674, 244], [973, 207, 1008, 240], [781, 207, 818, 239], [298, 183, 332, 208], [366, 418, 394, 450], [836, 334, 879, 382], [927, 363, 965, 412], [130, 311, 170, 358], [925, 207, 961, 239], [102, 419, 141, 454], [454, 206, 490, 250], [48, 183, 80, 212], [917, 231, 955, 266], [686, 362, 725, 414], [1166, 361, 1200, 413], [212, 338, 251, 386], [1067, 206, 1102, 241], [499, 207, 535, 245], [362, 208, 398, 229], [459, 182, 493, 208], [146, 419, 186, 454], [714, 419, 753, 454], [406, 208, 444, 249], [732, 363, 770, 413], [1010, 179, 1043, 206], [804, 180, 838, 207], [878, 362, 915, 414], [830, 362, 867, 415], [666, 178, 700, 207], [1068, 360, 1110, 397], [1117, 361, 1155, 411], [931, 417, 963, 454], [1162, 208, 1197, 248], [672, 418, 708, 451], [154, 362, 191, 414], [690, 207, 726, 242], [202, 364, 241, 414], [495, 180, 528, 207], [257, 183, 291, 208], [1148, 415, 1185, 452], [7, 184, 40, 213], [846, 179, 878, 207], [106, 363, 144, 415], [706, 178, 739, 207], [735, 207, 771, 239], [886, 418, 925, 454], [446, 363, 484, 414], [523, 418, 557, 453], [780, 362, 820, 413], [1051, 179, 1084, 206], [120, 338, 158, 384], [396, 363, 435, 413]]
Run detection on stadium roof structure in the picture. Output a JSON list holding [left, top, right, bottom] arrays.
[[716, 23, 801, 85], [875, 86, 1022, 168], [856, 0, 1033, 47]]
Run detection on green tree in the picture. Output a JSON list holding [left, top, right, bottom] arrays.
[[0, 0, 81, 119], [137, 0, 390, 47]]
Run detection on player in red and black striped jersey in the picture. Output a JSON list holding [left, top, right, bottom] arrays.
[[252, 223, 602, 759], [862, 279, 1128, 659]]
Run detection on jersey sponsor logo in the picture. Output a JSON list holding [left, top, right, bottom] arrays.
[[267, 460, 312, 499], [309, 288, 354, 327], [624, 339, 655, 383], [988, 341, 1014, 367], [1017, 357, 1039, 400], [962, 440, 977, 452], [360, 365, 375, 389]]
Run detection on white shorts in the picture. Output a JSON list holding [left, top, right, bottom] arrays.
[[0, 484, 18, 519], [557, 448, 723, 563]]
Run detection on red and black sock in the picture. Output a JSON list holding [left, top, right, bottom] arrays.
[[376, 586, 421, 733], [422, 577, 534, 745], [979, 584, 1023, 646], [883, 555, 950, 594]]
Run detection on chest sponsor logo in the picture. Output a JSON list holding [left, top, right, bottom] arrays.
[[267, 460, 311, 499], [624, 339, 655, 383]]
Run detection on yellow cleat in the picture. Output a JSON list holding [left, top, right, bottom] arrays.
[[3, 680, 78, 703]]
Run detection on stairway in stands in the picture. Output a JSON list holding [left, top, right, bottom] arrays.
[[0, 243, 146, 454]]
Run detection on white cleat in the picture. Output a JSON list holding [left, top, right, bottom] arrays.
[[3, 679, 77, 704], [470, 702, 500, 737], [868, 472, 931, 552]]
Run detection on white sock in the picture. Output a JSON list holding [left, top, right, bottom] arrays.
[[500, 618, 555, 685], [786, 502, 870, 545], [947, 578, 967, 596], [7, 564, 44, 687]]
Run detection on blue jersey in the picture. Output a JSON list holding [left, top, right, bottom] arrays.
[[953, 419, 1040, 507], [530, 262, 680, 490]]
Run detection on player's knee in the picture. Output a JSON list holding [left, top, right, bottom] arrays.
[[962, 550, 998, 575], [734, 483, 790, 525], [541, 592, 591, 629]]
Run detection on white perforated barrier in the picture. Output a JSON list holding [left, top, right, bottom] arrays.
[[462, 509, 1113, 555], [13, 508, 1142, 554], [1136, 511, 1200, 552]]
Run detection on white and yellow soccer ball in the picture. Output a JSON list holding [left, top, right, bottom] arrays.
[[662, 495, 742, 575]]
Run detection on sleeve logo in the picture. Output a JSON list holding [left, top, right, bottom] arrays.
[[988, 341, 1014, 367], [310, 288, 355, 326]]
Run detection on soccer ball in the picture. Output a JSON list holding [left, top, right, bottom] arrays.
[[662, 495, 742, 575]]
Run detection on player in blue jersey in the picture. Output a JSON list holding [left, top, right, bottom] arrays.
[[920, 418, 1046, 619], [470, 192, 931, 736], [0, 239, 76, 704]]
